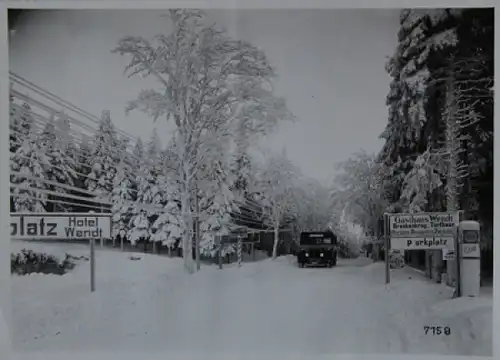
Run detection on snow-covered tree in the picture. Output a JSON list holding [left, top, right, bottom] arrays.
[[10, 102, 35, 153], [325, 189, 347, 238], [10, 124, 50, 212], [151, 192, 183, 250], [128, 210, 149, 246], [143, 129, 164, 217], [127, 130, 164, 245], [128, 150, 150, 243], [231, 92, 292, 200], [76, 133, 92, 177], [146, 129, 162, 165], [401, 56, 489, 213], [378, 8, 493, 279], [453, 9, 493, 240], [379, 9, 462, 213], [144, 131, 165, 239], [294, 178, 332, 233], [400, 148, 444, 212], [255, 149, 300, 259], [114, 9, 293, 272], [403, 54, 492, 284], [196, 131, 239, 257], [111, 137, 135, 239], [129, 137, 145, 203], [70, 133, 93, 213], [431, 56, 491, 207], [231, 140, 253, 202], [39, 112, 77, 212], [150, 143, 183, 251], [128, 158, 146, 243], [332, 150, 387, 237], [131, 138, 145, 175], [336, 210, 363, 256], [39, 119, 56, 148], [85, 110, 119, 202]]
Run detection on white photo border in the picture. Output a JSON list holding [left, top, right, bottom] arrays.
[[0, 0, 497, 359]]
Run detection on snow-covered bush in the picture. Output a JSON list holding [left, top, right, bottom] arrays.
[[128, 210, 149, 246], [11, 249, 76, 275]]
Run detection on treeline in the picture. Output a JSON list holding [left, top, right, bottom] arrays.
[[381, 8, 493, 232], [332, 8, 493, 279], [9, 98, 342, 263], [9, 102, 271, 257]]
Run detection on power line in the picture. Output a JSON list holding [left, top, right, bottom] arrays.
[[10, 168, 266, 218], [10, 183, 112, 206], [9, 84, 273, 210], [10, 72, 140, 143], [10, 99, 185, 178], [230, 211, 265, 224], [9, 126, 180, 189], [11, 152, 265, 217], [11, 125, 267, 215], [10, 72, 102, 122], [10, 90, 270, 210], [11, 89, 102, 138], [10, 194, 111, 213], [9, 75, 309, 235]]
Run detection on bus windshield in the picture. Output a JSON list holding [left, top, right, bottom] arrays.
[[299, 231, 337, 246]]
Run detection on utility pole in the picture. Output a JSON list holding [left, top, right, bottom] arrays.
[[194, 185, 201, 271]]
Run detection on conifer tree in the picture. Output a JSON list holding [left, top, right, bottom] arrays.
[[85, 110, 119, 202]]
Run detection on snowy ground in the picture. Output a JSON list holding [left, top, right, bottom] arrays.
[[11, 241, 492, 356]]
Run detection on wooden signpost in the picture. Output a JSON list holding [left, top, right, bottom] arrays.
[[10, 212, 112, 293]]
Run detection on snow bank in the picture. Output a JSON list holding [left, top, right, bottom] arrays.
[[11, 241, 188, 351], [364, 263, 492, 356], [11, 240, 91, 261], [0, 306, 11, 359], [430, 296, 493, 317], [427, 296, 493, 356], [11, 246, 492, 357]]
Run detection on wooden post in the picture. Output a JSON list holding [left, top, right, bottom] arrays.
[[90, 237, 96, 292], [100, 205, 104, 247], [217, 236, 223, 269], [237, 235, 242, 267], [195, 189, 201, 271], [384, 213, 390, 284], [258, 231, 261, 254]]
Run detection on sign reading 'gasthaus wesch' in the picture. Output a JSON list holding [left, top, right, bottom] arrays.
[[389, 212, 459, 250], [10, 213, 112, 240]]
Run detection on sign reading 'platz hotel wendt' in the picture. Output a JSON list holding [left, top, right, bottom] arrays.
[[10, 213, 111, 240]]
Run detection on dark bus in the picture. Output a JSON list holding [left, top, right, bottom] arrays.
[[297, 231, 338, 268]]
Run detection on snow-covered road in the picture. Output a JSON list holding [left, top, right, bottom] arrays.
[[11, 243, 492, 356]]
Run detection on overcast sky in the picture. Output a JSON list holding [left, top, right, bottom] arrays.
[[9, 9, 399, 185]]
